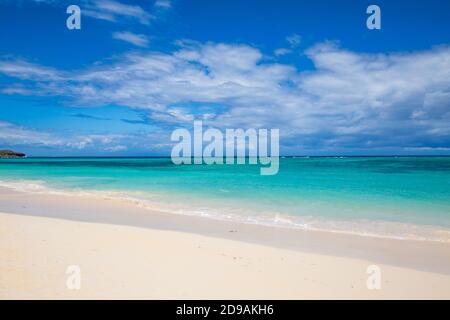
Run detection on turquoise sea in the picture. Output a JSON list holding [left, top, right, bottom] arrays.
[[1, 157, 450, 241]]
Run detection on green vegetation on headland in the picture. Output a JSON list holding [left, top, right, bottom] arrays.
[[0, 150, 26, 158]]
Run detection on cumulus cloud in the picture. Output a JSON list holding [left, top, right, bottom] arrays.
[[1, 42, 450, 152], [112, 31, 149, 47]]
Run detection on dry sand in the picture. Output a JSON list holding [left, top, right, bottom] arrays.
[[0, 188, 450, 299]]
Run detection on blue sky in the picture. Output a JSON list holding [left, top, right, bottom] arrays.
[[0, 0, 449, 156]]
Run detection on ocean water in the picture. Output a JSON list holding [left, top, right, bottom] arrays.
[[1, 157, 450, 241]]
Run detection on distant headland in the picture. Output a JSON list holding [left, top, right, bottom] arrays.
[[0, 150, 26, 158]]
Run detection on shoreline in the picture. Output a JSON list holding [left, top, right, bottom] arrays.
[[1, 187, 450, 274], [1, 180, 450, 243], [1, 188, 450, 298]]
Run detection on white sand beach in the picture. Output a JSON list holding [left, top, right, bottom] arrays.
[[1, 187, 450, 299]]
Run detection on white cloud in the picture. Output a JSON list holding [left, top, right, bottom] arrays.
[[286, 34, 302, 47], [103, 145, 128, 152], [0, 59, 63, 81], [84, 0, 153, 25], [1, 42, 450, 151], [273, 34, 301, 58], [155, 0, 171, 9], [112, 31, 149, 47], [0, 121, 136, 152], [0, 121, 63, 147], [274, 48, 292, 56]]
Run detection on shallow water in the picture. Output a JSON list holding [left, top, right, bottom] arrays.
[[1, 157, 450, 240]]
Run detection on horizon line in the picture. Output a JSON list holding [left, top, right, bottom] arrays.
[[4, 155, 450, 159]]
